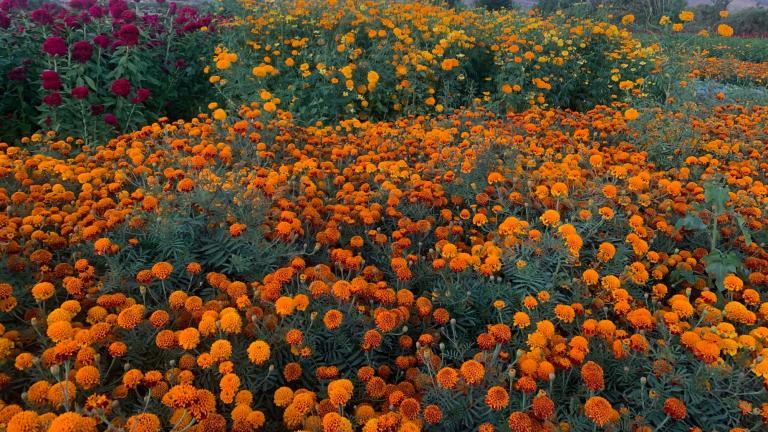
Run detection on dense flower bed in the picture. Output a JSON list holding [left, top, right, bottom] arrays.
[[0, 0, 218, 143], [0, 102, 767, 431], [208, 0, 658, 122], [689, 56, 768, 86]]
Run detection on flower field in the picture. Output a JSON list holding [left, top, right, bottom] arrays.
[[1, 1, 768, 432]]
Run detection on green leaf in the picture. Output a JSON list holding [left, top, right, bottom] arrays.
[[703, 182, 729, 214], [84, 75, 97, 91], [702, 250, 742, 292], [674, 214, 706, 232], [734, 213, 752, 247]]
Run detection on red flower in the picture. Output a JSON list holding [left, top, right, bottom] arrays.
[[30, 9, 52, 25], [72, 41, 93, 63], [131, 88, 150, 104], [117, 23, 140, 46], [104, 113, 118, 126], [93, 34, 110, 49], [41, 70, 61, 90], [43, 92, 62, 106], [111, 78, 131, 97], [42, 37, 67, 56], [71, 86, 89, 100]]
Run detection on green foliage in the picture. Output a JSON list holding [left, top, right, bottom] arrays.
[[0, 1, 218, 144]]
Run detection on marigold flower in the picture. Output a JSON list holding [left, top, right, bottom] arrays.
[[485, 386, 509, 411], [532, 392, 555, 419], [663, 397, 687, 420], [460, 360, 485, 385], [150, 262, 173, 280], [125, 413, 161, 432], [328, 379, 353, 407], [436, 367, 459, 389], [581, 361, 605, 392], [584, 396, 614, 426], [508, 412, 533, 432], [31, 282, 55, 302], [75, 365, 100, 390]]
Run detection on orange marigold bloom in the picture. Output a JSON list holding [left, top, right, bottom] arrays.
[[48, 412, 92, 432], [626, 308, 654, 330], [554, 304, 576, 323], [247, 340, 270, 365], [424, 404, 442, 424], [399, 397, 420, 419], [436, 367, 459, 389], [31, 282, 55, 302], [513, 311, 531, 329], [460, 360, 485, 385], [283, 362, 302, 381], [7, 411, 40, 432], [532, 392, 555, 419], [540, 209, 561, 227], [177, 328, 200, 350], [117, 304, 145, 330], [485, 386, 509, 411], [75, 365, 100, 390], [125, 413, 161, 432], [150, 262, 173, 280], [723, 274, 744, 291], [508, 412, 533, 432], [663, 397, 687, 420], [584, 396, 613, 427], [322, 412, 352, 432], [323, 309, 344, 330], [285, 328, 303, 346], [581, 361, 605, 392], [328, 379, 353, 407]]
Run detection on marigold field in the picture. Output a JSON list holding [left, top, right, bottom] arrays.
[[1, 1, 768, 431]]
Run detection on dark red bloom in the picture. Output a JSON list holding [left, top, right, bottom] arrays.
[[72, 41, 93, 63], [43, 92, 62, 106], [88, 5, 103, 18], [0, 0, 28, 11], [63, 15, 79, 28], [130, 87, 150, 104], [120, 9, 135, 22], [71, 86, 89, 100], [90, 104, 105, 115], [111, 78, 131, 97], [104, 113, 118, 126], [108, 0, 127, 19], [42, 37, 67, 56], [41, 70, 62, 90], [0, 12, 9, 29], [93, 34, 109, 49], [8, 66, 26, 81], [30, 8, 52, 24], [117, 23, 139, 45]]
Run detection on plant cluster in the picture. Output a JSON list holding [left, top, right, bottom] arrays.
[[207, 0, 658, 122], [689, 55, 768, 87], [0, 101, 767, 431], [0, 0, 218, 143]]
